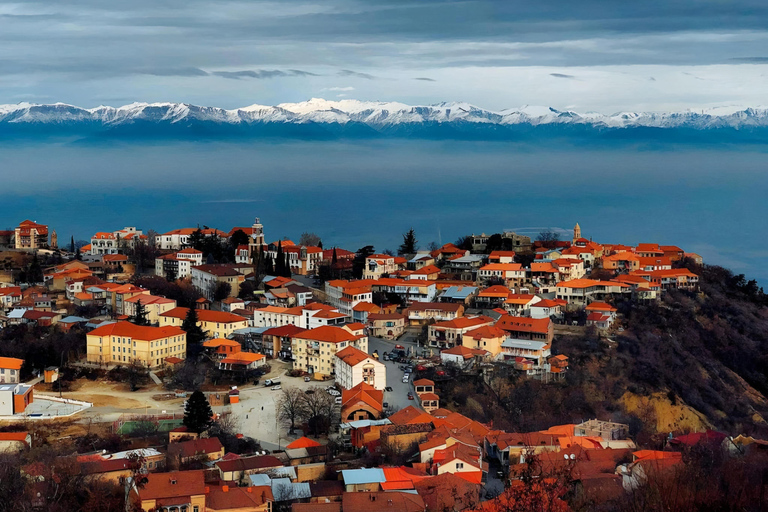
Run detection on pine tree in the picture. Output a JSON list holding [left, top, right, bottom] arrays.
[[183, 390, 213, 433], [133, 299, 149, 326], [399, 228, 418, 256], [70, 236, 75, 254], [275, 241, 284, 276], [181, 307, 207, 347], [332, 247, 338, 265], [28, 252, 43, 283], [282, 252, 292, 277]]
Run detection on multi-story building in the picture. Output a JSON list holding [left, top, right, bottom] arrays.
[[123, 294, 177, 325], [156, 228, 227, 251], [334, 345, 386, 391], [325, 280, 374, 316], [86, 321, 187, 368], [427, 316, 495, 349], [404, 302, 464, 325], [154, 248, 203, 280], [367, 312, 406, 339], [191, 264, 245, 300], [555, 279, 631, 305], [14, 220, 48, 249], [159, 307, 249, 339], [363, 254, 397, 279], [477, 263, 526, 287], [291, 325, 369, 379], [0, 357, 23, 384], [89, 227, 146, 255]]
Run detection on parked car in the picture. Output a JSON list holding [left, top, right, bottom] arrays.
[[265, 379, 280, 387], [271, 385, 282, 390], [407, 392, 414, 400], [385, 386, 393, 392], [305, 389, 315, 394], [383, 402, 389, 409], [416, 365, 426, 371], [304, 376, 311, 382]]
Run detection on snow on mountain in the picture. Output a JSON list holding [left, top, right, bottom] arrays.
[[1, 99, 768, 132]]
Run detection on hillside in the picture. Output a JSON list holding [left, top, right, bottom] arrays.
[[432, 264, 768, 442]]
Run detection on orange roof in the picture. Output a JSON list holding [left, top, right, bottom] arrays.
[[88, 321, 186, 341], [478, 285, 512, 298], [352, 302, 381, 313], [160, 307, 249, 324], [441, 345, 487, 359], [202, 338, 241, 347], [432, 316, 493, 330], [539, 424, 575, 436], [412, 264, 441, 275], [419, 392, 440, 401], [74, 292, 93, 301], [558, 278, 629, 289], [387, 405, 424, 425], [480, 263, 523, 272], [464, 325, 506, 340], [286, 436, 322, 449], [413, 378, 434, 386], [489, 251, 517, 258], [341, 381, 383, 411], [0, 357, 24, 370], [633, 450, 683, 461], [220, 352, 264, 364], [295, 325, 362, 344], [495, 315, 551, 334], [0, 432, 30, 445], [585, 301, 617, 312], [335, 345, 374, 366], [530, 262, 557, 273], [139, 470, 206, 502]]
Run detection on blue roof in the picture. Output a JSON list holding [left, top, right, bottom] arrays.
[[440, 286, 478, 299], [60, 316, 88, 323], [341, 467, 386, 485]]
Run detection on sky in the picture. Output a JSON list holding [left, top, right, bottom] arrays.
[[1, 0, 768, 112]]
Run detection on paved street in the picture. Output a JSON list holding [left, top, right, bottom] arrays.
[[368, 335, 420, 413]]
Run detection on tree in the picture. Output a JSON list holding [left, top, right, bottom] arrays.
[[298, 232, 322, 247], [238, 280, 256, 299], [331, 248, 338, 265], [229, 229, 250, 251], [181, 307, 207, 353], [399, 228, 418, 255], [301, 387, 336, 436], [278, 388, 306, 434], [26, 252, 43, 283], [427, 241, 439, 252], [275, 242, 285, 277], [352, 245, 375, 279], [183, 390, 213, 433], [189, 228, 205, 251], [132, 299, 149, 326], [213, 281, 232, 302], [537, 229, 561, 242], [70, 236, 75, 254]]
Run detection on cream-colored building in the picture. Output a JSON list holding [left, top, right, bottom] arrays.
[[86, 321, 187, 368], [292, 325, 368, 379], [363, 254, 397, 279], [334, 345, 386, 391], [159, 307, 249, 339], [123, 294, 177, 325]]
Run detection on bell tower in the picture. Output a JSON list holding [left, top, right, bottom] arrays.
[[573, 223, 581, 243]]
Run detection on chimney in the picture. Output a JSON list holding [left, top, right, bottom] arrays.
[[388, 499, 393, 506], [205, 487, 210, 494], [223, 485, 229, 493], [247, 487, 252, 493]]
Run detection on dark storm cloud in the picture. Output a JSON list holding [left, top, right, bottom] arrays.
[[212, 69, 318, 80]]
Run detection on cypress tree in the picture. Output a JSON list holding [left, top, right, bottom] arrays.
[[183, 390, 213, 433], [70, 236, 75, 254], [181, 307, 207, 347], [133, 299, 149, 326]]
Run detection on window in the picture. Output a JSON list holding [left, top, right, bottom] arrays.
[[456, 462, 464, 469]]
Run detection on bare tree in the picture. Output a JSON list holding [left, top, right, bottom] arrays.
[[298, 232, 322, 247], [301, 387, 336, 436], [278, 388, 306, 434]]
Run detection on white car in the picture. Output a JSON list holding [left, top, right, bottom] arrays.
[[271, 385, 282, 390]]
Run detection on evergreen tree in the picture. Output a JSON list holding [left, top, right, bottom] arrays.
[[132, 299, 149, 326], [352, 245, 375, 279], [282, 252, 292, 277], [70, 236, 75, 254], [27, 253, 43, 283], [183, 390, 213, 433], [189, 228, 205, 251], [266, 255, 275, 275], [399, 228, 418, 256], [332, 247, 338, 265], [181, 307, 207, 350], [275, 242, 285, 276], [318, 240, 323, 249]]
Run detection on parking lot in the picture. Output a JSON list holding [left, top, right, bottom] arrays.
[[368, 334, 421, 413]]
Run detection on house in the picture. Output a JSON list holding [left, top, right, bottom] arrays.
[[207, 485, 273, 512], [408, 264, 441, 281], [475, 285, 513, 309], [363, 254, 397, 279], [341, 491, 425, 512], [432, 442, 484, 483], [89, 227, 146, 255], [461, 325, 507, 358], [501, 338, 551, 370], [86, 321, 187, 368], [414, 472, 480, 512], [503, 294, 540, 316], [441, 345, 488, 365], [419, 392, 440, 413], [438, 286, 478, 304], [202, 338, 243, 359], [0, 383, 33, 415], [441, 254, 485, 281], [124, 294, 177, 325], [155, 248, 204, 280], [265, 244, 324, 276], [341, 468, 387, 492], [291, 325, 369, 379], [222, 297, 246, 312], [340, 382, 384, 422], [529, 298, 566, 320], [404, 302, 464, 325], [159, 307, 250, 339], [191, 264, 246, 300], [133, 469, 207, 512], [555, 279, 631, 305], [407, 253, 436, 271], [14, 220, 48, 249], [477, 263, 526, 287], [261, 324, 305, 360], [167, 437, 225, 466], [0, 286, 22, 310], [218, 352, 266, 372], [602, 252, 640, 272], [351, 301, 382, 324], [0, 357, 24, 384], [367, 313, 406, 339], [372, 278, 438, 305], [156, 227, 227, 250], [325, 280, 374, 316], [428, 316, 494, 349], [215, 455, 284, 482], [0, 431, 31, 452], [334, 345, 386, 391]]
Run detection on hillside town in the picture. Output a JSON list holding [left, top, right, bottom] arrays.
[[0, 215, 763, 512]]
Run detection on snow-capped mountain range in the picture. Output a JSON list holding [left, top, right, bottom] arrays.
[[2, 98, 768, 138]]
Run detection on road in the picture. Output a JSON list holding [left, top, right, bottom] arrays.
[[368, 334, 421, 413]]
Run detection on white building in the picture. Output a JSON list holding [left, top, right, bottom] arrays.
[[334, 345, 386, 391], [154, 248, 204, 280], [89, 227, 146, 255]]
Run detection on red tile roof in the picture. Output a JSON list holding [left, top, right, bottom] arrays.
[[160, 307, 249, 324], [286, 436, 322, 449], [88, 321, 186, 341], [139, 470, 206, 502], [295, 325, 362, 344]]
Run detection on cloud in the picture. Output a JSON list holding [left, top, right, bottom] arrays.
[[730, 57, 768, 63], [550, 73, 576, 79], [338, 70, 376, 80], [140, 67, 209, 77], [212, 69, 317, 80], [324, 86, 355, 91], [414, 77, 436, 81]]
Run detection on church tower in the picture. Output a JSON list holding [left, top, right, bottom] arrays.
[[51, 229, 58, 249], [573, 223, 581, 243], [249, 217, 265, 251]]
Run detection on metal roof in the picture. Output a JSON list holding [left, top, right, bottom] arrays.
[[341, 467, 386, 485], [501, 338, 547, 351]]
